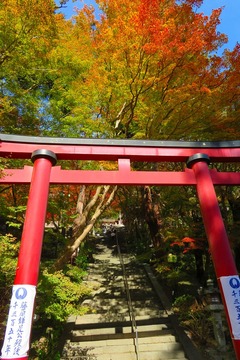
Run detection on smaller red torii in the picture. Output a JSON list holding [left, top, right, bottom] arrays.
[[1, 134, 240, 360]]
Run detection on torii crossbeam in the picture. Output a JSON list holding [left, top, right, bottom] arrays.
[[1, 133, 240, 359], [1, 133, 240, 186]]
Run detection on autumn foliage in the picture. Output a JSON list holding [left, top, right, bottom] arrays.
[[55, 0, 238, 140], [0, 0, 239, 140], [0, 1, 240, 355]]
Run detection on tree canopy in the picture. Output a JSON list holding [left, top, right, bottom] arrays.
[[1, 0, 239, 139]]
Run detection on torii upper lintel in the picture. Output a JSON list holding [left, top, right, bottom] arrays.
[[1, 133, 240, 162]]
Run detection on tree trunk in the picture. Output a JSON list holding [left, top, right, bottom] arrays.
[[194, 249, 205, 285], [143, 186, 163, 249], [53, 185, 117, 270]]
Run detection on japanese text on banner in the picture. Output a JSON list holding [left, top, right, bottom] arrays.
[[1, 285, 36, 358], [220, 276, 240, 339]]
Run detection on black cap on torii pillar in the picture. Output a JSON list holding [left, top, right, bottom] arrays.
[[186, 153, 210, 168]]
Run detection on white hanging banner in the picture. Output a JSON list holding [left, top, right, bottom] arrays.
[[1, 285, 36, 358], [220, 275, 240, 339]]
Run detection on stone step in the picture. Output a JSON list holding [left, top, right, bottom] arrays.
[[62, 356, 187, 360], [72, 326, 174, 342], [87, 271, 149, 277], [84, 341, 184, 355], [87, 270, 150, 277], [74, 314, 170, 328], [74, 314, 169, 328], [64, 341, 187, 360], [85, 352, 187, 360], [90, 292, 158, 300], [73, 321, 171, 334], [81, 308, 165, 319], [78, 334, 178, 348], [83, 299, 161, 309]]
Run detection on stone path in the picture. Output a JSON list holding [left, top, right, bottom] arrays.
[[61, 237, 201, 360]]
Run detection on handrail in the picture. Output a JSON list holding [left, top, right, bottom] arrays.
[[1, 133, 240, 148], [115, 231, 140, 360]]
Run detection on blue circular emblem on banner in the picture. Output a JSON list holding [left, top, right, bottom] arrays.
[[229, 277, 240, 289], [15, 287, 27, 299]]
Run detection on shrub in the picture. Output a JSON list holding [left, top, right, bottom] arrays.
[[183, 308, 213, 346], [173, 294, 214, 346], [172, 294, 195, 320], [0, 234, 19, 287], [64, 264, 87, 283], [0, 234, 19, 344], [31, 327, 61, 360], [75, 240, 94, 270], [29, 265, 91, 358], [36, 267, 91, 323]]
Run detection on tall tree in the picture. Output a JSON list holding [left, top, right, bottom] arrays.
[[0, 0, 58, 134], [71, 0, 237, 140]]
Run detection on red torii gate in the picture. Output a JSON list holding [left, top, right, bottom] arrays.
[[1, 133, 240, 359]]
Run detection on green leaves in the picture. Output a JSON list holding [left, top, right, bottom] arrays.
[[0, 234, 19, 284], [37, 267, 90, 322], [0, 0, 58, 134]]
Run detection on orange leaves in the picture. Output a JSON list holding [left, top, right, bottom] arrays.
[[39, 0, 240, 141], [172, 237, 207, 254], [135, 0, 224, 59], [200, 86, 211, 94], [89, 1, 233, 139]]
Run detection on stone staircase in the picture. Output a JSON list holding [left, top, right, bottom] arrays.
[[63, 316, 188, 360], [60, 237, 201, 360]]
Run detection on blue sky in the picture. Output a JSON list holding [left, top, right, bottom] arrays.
[[199, 1, 239, 51], [57, 0, 239, 52]]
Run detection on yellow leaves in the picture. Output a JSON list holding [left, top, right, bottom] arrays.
[[98, 161, 118, 170], [0, 0, 57, 68], [0, 97, 15, 122]]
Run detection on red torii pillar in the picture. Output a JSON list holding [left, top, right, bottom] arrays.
[[1, 149, 57, 360], [187, 154, 240, 359]]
